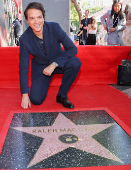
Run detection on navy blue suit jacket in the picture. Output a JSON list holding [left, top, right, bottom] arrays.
[[19, 21, 77, 94]]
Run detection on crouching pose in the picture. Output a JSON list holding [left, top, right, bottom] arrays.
[[19, 2, 81, 109]]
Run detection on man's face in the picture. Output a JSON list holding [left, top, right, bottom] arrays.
[[27, 9, 44, 34], [85, 11, 89, 18]]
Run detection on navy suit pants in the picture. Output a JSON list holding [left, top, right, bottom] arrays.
[[30, 57, 81, 105]]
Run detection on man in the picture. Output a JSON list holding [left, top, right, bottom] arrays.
[[13, 14, 22, 46], [79, 10, 90, 45], [19, 2, 81, 109]]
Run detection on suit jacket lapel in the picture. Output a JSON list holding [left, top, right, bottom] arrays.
[[43, 22, 50, 57], [28, 27, 47, 57]]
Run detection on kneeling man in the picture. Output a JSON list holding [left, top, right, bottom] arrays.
[[19, 2, 81, 109]]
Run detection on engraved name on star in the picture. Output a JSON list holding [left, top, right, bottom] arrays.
[[12, 113, 123, 168]]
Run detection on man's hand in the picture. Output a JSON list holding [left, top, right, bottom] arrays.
[[43, 62, 57, 76], [21, 93, 31, 109]]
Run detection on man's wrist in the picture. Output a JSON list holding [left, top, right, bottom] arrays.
[[54, 62, 58, 67], [22, 93, 28, 97]]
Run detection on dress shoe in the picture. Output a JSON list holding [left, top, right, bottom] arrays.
[[56, 95, 74, 109]]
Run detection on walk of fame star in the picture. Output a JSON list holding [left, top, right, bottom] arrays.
[[12, 113, 123, 168]]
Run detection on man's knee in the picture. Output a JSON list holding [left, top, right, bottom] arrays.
[[70, 57, 81, 70], [30, 93, 46, 105], [75, 57, 81, 67]]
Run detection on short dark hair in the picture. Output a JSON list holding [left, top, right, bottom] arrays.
[[24, 2, 45, 20], [85, 10, 90, 13]]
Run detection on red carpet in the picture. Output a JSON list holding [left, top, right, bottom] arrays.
[[0, 46, 131, 169]]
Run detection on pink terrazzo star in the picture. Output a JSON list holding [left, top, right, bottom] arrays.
[[12, 113, 123, 168]]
